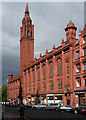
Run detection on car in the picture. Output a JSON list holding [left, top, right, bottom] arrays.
[[59, 105, 74, 112], [35, 104, 46, 110], [42, 103, 61, 111], [32, 104, 46, 109], [26, 104, 33, 108], [73, 105, 86, 114], [80, 107, 86, 115]]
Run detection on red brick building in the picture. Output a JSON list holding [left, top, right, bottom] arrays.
[[8, 4, 86, 107]]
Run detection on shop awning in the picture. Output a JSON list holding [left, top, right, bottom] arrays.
[[55, 94, 63, 96]]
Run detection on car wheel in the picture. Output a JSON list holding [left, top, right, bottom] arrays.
[[61, 109, 64, 112], [55, 107, 58, 111], [42, 107, 46, 111], [33, 107, 36, 110], [74, 110, 78, 114]]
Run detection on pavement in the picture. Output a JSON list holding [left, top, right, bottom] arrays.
[[2, 111, 30, 120]]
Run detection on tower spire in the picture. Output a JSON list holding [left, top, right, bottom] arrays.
[[25, 3, 29, 15]]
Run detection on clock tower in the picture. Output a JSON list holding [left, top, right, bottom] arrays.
[[20, 4, 34, 77]]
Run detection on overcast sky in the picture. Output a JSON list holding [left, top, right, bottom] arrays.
[[2, 2, 85, 85]]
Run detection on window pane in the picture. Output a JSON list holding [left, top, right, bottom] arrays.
[[84, 64, 86, 70], [76, 64, 81, 72], [77, 80, 81, 87], [67, 66, 69, 73], [33, 73, 35, 82], [84, 80, 86, 86], [61, 80, 62, 89], [76, 51, 79, 59], [83, 36, 86, 43], [50, 65, 53, 77], [43, 67, 46, 80], [38, 71, 40, 80], [83, 48, 86, 56]]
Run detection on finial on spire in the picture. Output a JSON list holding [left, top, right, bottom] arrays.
[[25, 3, 29, 14], [35, 56, 36, 60], [40, 53, 42, 57], [53, 44, 55, 49], [46, 49, 48, 54]]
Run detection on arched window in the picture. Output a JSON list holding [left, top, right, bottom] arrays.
[[76, 77, 81, 87], [57, 59, 62, 75], [27, 30, 30, 37], [83, 61, 86, 70], [31, 31, 32, 37], [49, 62, 53, 77], [43, 66, 46, 80]]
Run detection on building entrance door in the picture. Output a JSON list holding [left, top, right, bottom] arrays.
[[79, 94, 85, 106], [67, 100, 70, 105]]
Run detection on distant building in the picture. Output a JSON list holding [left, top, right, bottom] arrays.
[[8, 4, 86, 107]]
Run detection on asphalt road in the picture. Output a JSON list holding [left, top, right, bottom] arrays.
[[2, 106, 86, 120]]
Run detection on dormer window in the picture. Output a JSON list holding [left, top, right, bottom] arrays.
[[27, 30, 30, 37]]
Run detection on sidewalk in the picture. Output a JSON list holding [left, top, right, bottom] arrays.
[[2, 112, 30, 120]]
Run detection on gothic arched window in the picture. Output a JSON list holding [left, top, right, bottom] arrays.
[[27, 30, 30, 37], [57, 58, 62, 75], [49, 62, 53, 77], [31, 31, 32, 37], [43, 66, 46, 80]]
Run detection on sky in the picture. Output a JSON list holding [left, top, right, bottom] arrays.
[[1, 2, 85, 85]]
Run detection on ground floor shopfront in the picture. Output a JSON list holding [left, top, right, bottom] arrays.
[[74, 89, 86, 107], [8, 91, 86, 107], [23, 93, 74, 106]]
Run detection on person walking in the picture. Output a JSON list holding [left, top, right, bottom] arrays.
[[19, 103, 25, 120]]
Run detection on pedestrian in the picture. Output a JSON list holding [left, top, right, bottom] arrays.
[[19, 103, 25, 120]]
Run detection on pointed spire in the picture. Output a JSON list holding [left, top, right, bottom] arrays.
[[53, 44, 55, 49], [46, 49, 48, 54], [25, 3, 29, 14], [62, 38, 64, 44], [35, 56, 36, 60], [40, 53, 42, 57]]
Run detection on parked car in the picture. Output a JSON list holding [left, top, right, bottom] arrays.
[[35, 104, 46, 110], [32, 104, 46, 109], [73, 105, 86, 114], [59, 105, 74, 112], [26, 104, 33, 108], [42, 103, 61, 111], [80, 107, 86, 115]]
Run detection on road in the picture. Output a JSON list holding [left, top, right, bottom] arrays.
[[2, 106, 86, 120]]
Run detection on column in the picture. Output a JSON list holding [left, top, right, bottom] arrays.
[[62, 51, 65, 105], [40, 62, 43, 93], [26, 70, 29, 95], [46, 59, 49, 93], [54, 94, 55, 103], [30, 68, 33, 94], [53, 55, 56, 93], [70, 46, 73, 106], [23, 71, 25, 97], [46, 95, 48, 104], [35, 65, 37, 95]]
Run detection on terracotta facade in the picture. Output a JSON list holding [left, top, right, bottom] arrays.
[[8, 4, 86, 107]]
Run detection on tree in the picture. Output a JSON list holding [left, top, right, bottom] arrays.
[[2, 85, 7, 102]]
